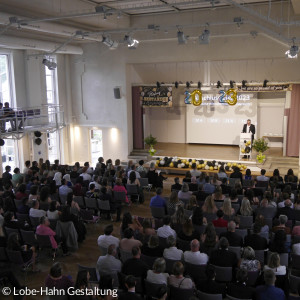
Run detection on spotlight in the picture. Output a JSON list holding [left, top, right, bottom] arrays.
[[156, 81, 161, 88], [177, 31, 187, 44], [199, 29, 210, 44], [102, 36, 119, 50], [175, 81, 179, 88], [42, 58, 57, 70], [234, 17, 243, 28], [242, 80, 247, 88], [286, 45, 299, 59], [216, 81, 222, 88], [198, 81, 202, 89], [186, 82, 190, 88], [230, 80, 235, 89], [263, 80, 268, 87], [124, 35, 139, 49]]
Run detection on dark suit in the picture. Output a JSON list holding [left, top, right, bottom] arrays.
[[228, 282, 256, 299], [220, 231, 243, 247], [122, 257, 149, 279], [171, 183, 182, 191], [243, 123, 256, 142], [118, 291, 142, 300], [244, 233, 268, 250], [210, 248, 238, 268]]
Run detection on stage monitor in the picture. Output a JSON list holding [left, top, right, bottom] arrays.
[[186, 92, 257, 145]]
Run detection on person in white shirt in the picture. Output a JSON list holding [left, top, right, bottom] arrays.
[[89, 175, 101, 190], [96, 244, 122, 275], [97, 224, 120, 249], [29, 200, 46, 218], [23, 160, 31, 175], [80, 167, 92, 181], [146, 258, 169, 285], [163, 235, 183, 260], [157, 216, 176, 239], [183, 239, 209, 265], [256, 169, 269, 182], [190, 163, 201, 178], [264, 252, 286, 275], [127, 165, 141, 179]]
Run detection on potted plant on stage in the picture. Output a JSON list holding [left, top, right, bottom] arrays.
[[252, 138, 269, 164], [144, 134, 157, 156]]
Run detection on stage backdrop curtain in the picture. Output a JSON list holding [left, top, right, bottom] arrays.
[[132, 86, 144, 149], [286, 84, 300, 157]]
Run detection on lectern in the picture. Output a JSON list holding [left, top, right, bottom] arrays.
[[239, 133, 252, 160]]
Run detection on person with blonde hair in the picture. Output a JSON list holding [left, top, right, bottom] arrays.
[[212, 185, 225, 201], [186, 195, 198, 211], [202, 196, 218, 214], [168, 191, 183, 212], [239, 198, 253, 216], [168, 261, 195, 289], [178, 183, 192, 201], [178, 219, 199, 241], [221, 198, 235, 217], [264, 252, 286, 275], [146, 258, 169, 284]]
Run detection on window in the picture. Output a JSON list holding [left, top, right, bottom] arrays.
[[0, 54, 19, 171]]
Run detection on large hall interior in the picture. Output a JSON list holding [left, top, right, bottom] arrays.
[[0, 0, 300, 299]]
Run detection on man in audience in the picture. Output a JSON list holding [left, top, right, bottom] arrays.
[[230, 167, 243, 184], [23, 160, 31, 175], [80, 166, 92, 181], [58, 179, 72, 198], [203, 176, 215, 194], [86, 183, 98, 198], [128, 165, 141, 179], [163, 235, 183, 260], [227, 268, 256, 299], [119, 228, 142, 252], [183, 239, 209, 265], [97, 224, 120, 249], [171, 177, 182, 191], [257, 169, 269, 182], [83, 161, 94, 174], [122, 246, 149, 279], [150, 188, 166, 209], [89, 175, 101, 190], [18, 197, 30, 215], [244, 223, 268, 250], [277, 193, 293, 209], [136, 160, 147, 175], [190, 163, 201, 178], [219, 221, 243, 247], [255, 269, 285, 300], [157, 215, 176, 239], [2, 165, 12, 185], [210, 237, 238, 268], [29, 200, 46, 218], [272, 214, 291, 234], [220, 177, 231, 195], [212, 210, 228, 228], [118, 275, 142, 300], [96, 244, 122, 275], [277, 199, 294, 220], [189, 177, 198, 192]]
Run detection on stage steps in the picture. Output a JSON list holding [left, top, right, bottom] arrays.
[[128, 149, 150, 161]]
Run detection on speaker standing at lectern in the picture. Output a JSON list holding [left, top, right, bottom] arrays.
[[242, 119, 255, 143]]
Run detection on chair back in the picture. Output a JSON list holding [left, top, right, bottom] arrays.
[[79, 209, 94, 221], [259, 232, 269, 241], [264, 218, 273, 229], [73, 196, 85, 208], [126, 184, 139, 195], [246, 270, 260, 286], [138, 178, 149, 188], [258, 207, 277, 219], [4, 227, 20, 239], [29, 216, 41, 228], [176, 238, 191, 252], [113, 191, 127, 203], [169, 285, 194, 300], [279, 253, 289, 267], [151, 206, 165, 219], [140, 254, 158, 269], [158, 237, 168, 249], [256, 181, 269, 188], [20, 230, 37, 246], [184, 262, 207, 282], [77, 264, 99, 283], [197, 290, 222, 300], [232, 203, 240, 213], [290, 274, 300, 293], [6, 249, 27, 265], [16, 213, 30, 224], [36, 234, 53, 249], [215, 227, 227, 237], [144, 279, 166, 299], [229, 178, 240, 187], [228, 246, 241, 260], [119, 248, 133, 263], [213, 265, 232, 282], [239, 216, 253, 229], [84, 197, 98, 210], [254, 250, 265, 265], [243, 180, 252, 188], [235, 229, 248, 240], [203, 213, 217, 223], [97, 199, 111, 211]]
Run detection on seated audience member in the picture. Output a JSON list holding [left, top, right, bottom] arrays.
[[202, 195, 218, 214], [121, 212, 143, 236], [211, 173, 222, 186], [200, 223, 218, 256], [212, 209, 228, 228], [157, 215, 177, 239], [264, 252, 286, 275], [220, 177, 231, 195], [239, 198, 253, 216], [127, 169, 141, 187], [239, 246, 261, 271], [254, 214, 269, 233], [191, 206, 207, 226], [284, 168, 298, 183], [63, 174, 72, 188], [168, 261, 194, 289], [272, 215, 291, 234], [178, 219, 199, 241], [227, 268, 256, 299], [45, 262, 73, 291], [136, 159, 146, 174], [182, 171, 192, 183], [203, 176, 215, 194], [269, 230, 288, 254], [270, 168, 283, 183], [188, 177, 199, 192], [163, 235, 183, 260], [66, 192, 81, 215], [212, 185, 225, 201], [167, 191, 183, 212], [171, 177, 182, 191], [98, 274, 115, 300], [150, 188, 166, 210], [122, 246, 149, 278], [276, 193, 292, 209], [178, 183, 192, 201], [220, 198, 235, 218], [229, 188, 239, 203], [171, 206, 187, 233], [244, 168, 252, 180], [29, 200, 46, 218], [147, 162, 158, 187], [294, 198, 300, 211], [127, 164, 140, 179], [190, 163, 201, 178], [277, 199, 294, 220], [118, 275, 142, 300], [73, 270, 93, 300], [15, 183, 27, 200], [141, 235, 163, 257], [89, 175, 101, 191], [142, 218, 156, 237], [73, 177, 84, 196], [220, 221, 243, 247], [97, 224, 120, 249], [4, 211, 28, 230], [120, 228, 142, 252], [59, 178, 73, 198], [198, 265, 226, 296], [210, 237, 238, 268], [183, 239, 209, 265], [230, 167, 243, 184], [53, 172, 62, 186], [47, 201, 60, 220], [85, 183, 98, 198], [96, 244, 122, 275], [113, 178, 129, 204], [244, 223, 268, 250], [257, 169, 269, 182], [218, 165, 228, 180], [28, 185, 39, 203], [7, 232, 38, 271], [79, 167, 92, 182], [18, 197, 30, 215], [255, 269, 285, 300], [146, 258, 169, 285], [186, 195, 198, 211]]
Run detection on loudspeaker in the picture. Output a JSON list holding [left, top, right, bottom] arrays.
[[114, 87, 121, 99]]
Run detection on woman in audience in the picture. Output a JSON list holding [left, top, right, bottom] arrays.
[[171, 206, 187, 232], [147, 162, 159, 188], [221, 198, 235, 218], [73, 176, 84, 196], [218, 165, 227, 180], [73, 270, 92, 299], [120, 227, 142, 252], [212, 185, 225, 201], [202, 196, 218, 214], [15, 183, 28, 200], [197, 172, 206, 185], [121, 212, 143, 236], [18, 197, 30, 215], [192, 206, 207, 226], [284, 168, 298, 183], [113, 178, 129, 204], [12, 168, 22, 187], [244, 169, 252, 180], [40, 186, 52, 204], [7, 232, 38, 272], [142, 218, 156, 237], [141, 235, 163, 257], [239, 198, 253, 216], [270, 169, 283, 183], [167, 191, 183, 212], [263, 191, 276, 207], [264, 252, 286, 275], [47, 200, 61, 220], [239, 246, 261, 271], [178, 183, 192, 201], [146, 258, 169, 284], [66, 192, 80, 215], [127, 171, 140, 187], [28, 185, 39, 204], [234, 181, 243, 195], [186, 195, 198, 211], [63, 174, 73, 187], [182, 171, 192, 183], [269, 230, 288, 253], [229, 189, 239, 203], [254, 214, 269, 233], [168, 261, 194, 289], [45, 262, 73, 291], [178, 219, 199, 241], [201, 222, 218, 256], [211, 173, 221, 186]]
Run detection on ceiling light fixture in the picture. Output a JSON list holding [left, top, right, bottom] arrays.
[[177, 31, 187, 45], [216, 81, 222, 88], [234, 17, 243, 28], [230, 80, 235, 89], [102, 36, 118, 50], [242, 80, 247, 88], [124, 35, 139, 49], [286, 38, 299, 59], [42, 58, 57, 70], [263, 80, 268, 87], [199, 29, 210, 44]]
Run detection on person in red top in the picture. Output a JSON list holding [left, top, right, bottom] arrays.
[[113, 178, 129, 204], [213, 210, 228, 228], [15, 183, 28, 200]]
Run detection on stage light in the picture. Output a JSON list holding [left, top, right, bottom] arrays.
[[286, 45, 299, 58], [230, 80, 235, 89], [199, 29, 210, 44], [242, 80, 247, 88], [156, 81, 161, 88], [216, 81, 222, 88], [186, 82, 190, 88], [177, 31, 187, 44], [175, 81, 178, 88], [198, 81, 202, 89], [42, 58, 57, 70], [263, 80, 268, 87], [234, 17, 243, 28], [102, 36, 119, 50], [124, 35, 139, 49]]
